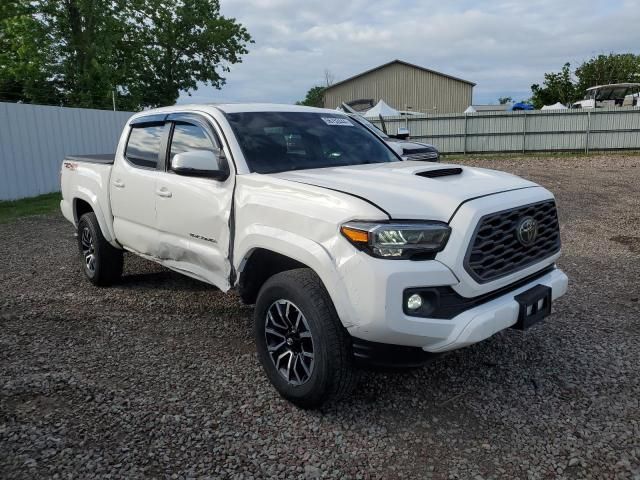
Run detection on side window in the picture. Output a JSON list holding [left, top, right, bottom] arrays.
[[169, 122, 216, 168], [125, 125, 165, 169]]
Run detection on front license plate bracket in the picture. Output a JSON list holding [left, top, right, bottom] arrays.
[[512, 284, 552, 330]]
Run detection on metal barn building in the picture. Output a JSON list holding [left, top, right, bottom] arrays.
[[323, 59, 475, 115]]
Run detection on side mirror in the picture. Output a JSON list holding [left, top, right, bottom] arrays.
[[395, 127, 410, 140], [171, 149, 228, 180]]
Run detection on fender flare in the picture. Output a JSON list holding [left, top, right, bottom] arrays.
[[72, 187, 118, 246], [235, 225, 358, 327]]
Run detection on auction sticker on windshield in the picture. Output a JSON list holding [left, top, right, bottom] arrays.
[[321, 117, 353, 126]]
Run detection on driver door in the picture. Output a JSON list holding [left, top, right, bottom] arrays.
[[154, 113, 234, 289]]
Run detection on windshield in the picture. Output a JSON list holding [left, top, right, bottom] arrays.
[[226, 112, 399, 174]]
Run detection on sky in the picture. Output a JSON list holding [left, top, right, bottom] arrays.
[[177, 0, 640, 107]]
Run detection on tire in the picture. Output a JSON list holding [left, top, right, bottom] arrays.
[[254, 268, 357, 408], [77, 212, 123, 286]]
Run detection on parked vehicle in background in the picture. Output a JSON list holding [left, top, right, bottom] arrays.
[[60, 103, 567, 408], [509, 102, 534, 111], [340, 103, 440, 162], [572, 83, 640, 109]]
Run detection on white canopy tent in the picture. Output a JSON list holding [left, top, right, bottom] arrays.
[[464, 105, 477, 113], [363, 100, 400, 118], [541, 102, 568, 110]]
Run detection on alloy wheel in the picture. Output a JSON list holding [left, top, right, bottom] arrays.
[[80, 226, 96, 274], [264, 299, 315, 385]]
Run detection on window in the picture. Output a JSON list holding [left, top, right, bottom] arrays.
[[169, 122, 216, 167], [226, 112, 399, 174], [125, 125, 165, 169]]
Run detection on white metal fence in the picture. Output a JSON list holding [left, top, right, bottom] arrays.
[[0, 102, 134, 200], [2, 103, 640, 200], [370, 107, 640, 154]]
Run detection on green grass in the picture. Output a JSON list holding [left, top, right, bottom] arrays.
[[0, 192, 62, 223]]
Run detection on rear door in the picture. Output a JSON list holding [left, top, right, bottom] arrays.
[[155, 113, 235, 289], [110, 116, 169, 256]]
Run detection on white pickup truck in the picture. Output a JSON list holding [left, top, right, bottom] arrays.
[[61, 103, 568, 408]]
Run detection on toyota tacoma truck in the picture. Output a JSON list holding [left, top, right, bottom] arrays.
[[60, 103, 568, 408]]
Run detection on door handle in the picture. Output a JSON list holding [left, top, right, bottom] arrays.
[[112, 179, 125, 188], [156, 187, 172, 198]]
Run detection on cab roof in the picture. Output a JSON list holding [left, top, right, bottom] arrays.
[[127, 103, 347, 124], [212, 103, 340, 114], [137, 103, 340, 114]]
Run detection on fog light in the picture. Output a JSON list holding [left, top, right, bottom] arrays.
[[407, 293, 423, 310]]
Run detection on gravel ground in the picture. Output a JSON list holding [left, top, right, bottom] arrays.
[[1, 153, 639, 479]]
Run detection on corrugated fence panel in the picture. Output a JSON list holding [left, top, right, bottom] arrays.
[[0, 103, 133, 200], [370, 107, 640, 154], [3, 103, 640, 200]]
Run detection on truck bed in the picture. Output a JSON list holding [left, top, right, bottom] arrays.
[[65, 154, 115, 164], [60, 153, 116, 235]]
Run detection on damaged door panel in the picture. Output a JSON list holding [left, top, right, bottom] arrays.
[[154, 115, 234, 290]]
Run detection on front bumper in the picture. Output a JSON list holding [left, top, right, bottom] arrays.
[[345, 265, 568, 353]]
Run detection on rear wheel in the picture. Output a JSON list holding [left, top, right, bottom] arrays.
[[77, 212, 123, 286], [254, 268, 357, 408]]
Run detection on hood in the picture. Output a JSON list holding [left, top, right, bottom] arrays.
[[385, 139, 438, 154], [270, 161, 539, 222], [397, 142, 438, 159], [388, 139, 437, 150], [400, 142, 437, 152], [397, 141, 439, 161]]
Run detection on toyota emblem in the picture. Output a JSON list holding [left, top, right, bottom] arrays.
[[516, 217, 538, 246]]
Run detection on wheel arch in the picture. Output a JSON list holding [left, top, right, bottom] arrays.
[[237, 248, 308, 304], [235, 232, 357, 328], [73, 198, 93, 223], [71, 191, 117, 245]]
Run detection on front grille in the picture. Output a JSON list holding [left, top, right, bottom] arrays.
[[464, 200, 561, 283], [405, 152, 439, 161]]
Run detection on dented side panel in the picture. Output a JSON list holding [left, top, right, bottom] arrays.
[[233, 174, 388, 327], [155, 172, 234, 291]]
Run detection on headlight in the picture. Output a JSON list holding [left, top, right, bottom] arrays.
[[340, 221, 451, 259]]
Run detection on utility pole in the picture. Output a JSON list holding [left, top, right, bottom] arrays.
[[112, 90, 116, 111]]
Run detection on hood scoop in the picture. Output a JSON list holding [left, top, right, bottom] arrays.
[[416, 167, 463, 178]]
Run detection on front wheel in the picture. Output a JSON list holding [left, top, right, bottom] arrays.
[[77, 212, 123, 286], [254, 268, 357, 409]]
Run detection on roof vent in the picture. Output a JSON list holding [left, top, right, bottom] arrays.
[[416, 167, 463, 178]]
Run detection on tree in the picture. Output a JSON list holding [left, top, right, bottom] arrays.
[[296, 69, 335, 107], [0, 0, 252, 109], [42, 0, 124, 109], [0, 1, 60, 104], [296, 86, 325, 107], [498, 96, 512, 105], [122, 0, 253, 108], [323, 69, 334, 88], [530, 63, 577, 109], [575, 53, 640, 93], [530, 54, 640, 109]]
